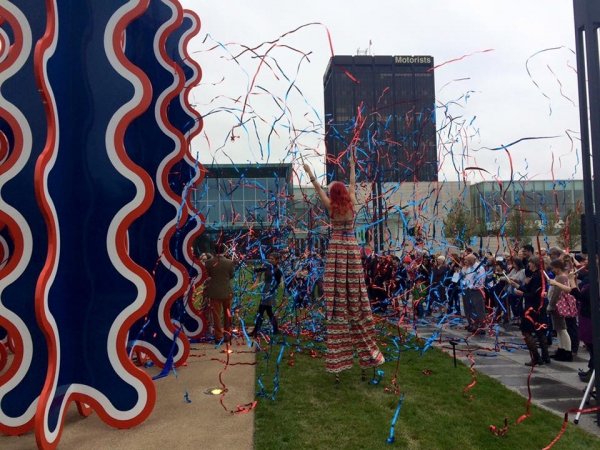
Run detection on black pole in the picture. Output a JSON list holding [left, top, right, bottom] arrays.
[[449, 340, 458, 368], [573, 0, 600, 426], [371, 178, 378, 251], [377, 175, 384, 252]]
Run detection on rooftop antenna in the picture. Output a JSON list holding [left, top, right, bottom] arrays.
[[356, 41, 373, 56]]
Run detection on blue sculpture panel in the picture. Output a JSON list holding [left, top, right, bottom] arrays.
[[125, 0, 190, 367], [33, 1, 157, 447], [166, 10, 208, 339], [0, 1, 49, 436]]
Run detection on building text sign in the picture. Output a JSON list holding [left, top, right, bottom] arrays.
[[394, 55, 432, 65]]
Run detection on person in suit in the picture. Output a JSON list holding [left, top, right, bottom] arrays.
[[204, 243, 235, 343]]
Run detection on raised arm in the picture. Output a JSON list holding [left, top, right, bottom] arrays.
[[349, 149, 357, 205], [547, 270, 577, 293], [303, 162, 331, 211]]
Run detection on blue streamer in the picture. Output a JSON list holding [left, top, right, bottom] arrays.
[[387, 394, 406, 444]]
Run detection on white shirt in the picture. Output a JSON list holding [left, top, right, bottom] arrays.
[[461, 263, 487, 289]]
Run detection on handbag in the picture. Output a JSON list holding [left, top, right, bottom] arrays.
[[556, 291, 578, 318]]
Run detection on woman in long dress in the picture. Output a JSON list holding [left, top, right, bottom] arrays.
[[303, 153, 385, 383]]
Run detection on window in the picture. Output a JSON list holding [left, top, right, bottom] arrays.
[[231, 183, 245, 201], [206, 178, 219, 201]]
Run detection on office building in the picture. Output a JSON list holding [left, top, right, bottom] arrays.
[[323, 55, 437, 184]]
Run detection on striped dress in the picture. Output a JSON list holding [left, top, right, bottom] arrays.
[[324, 218, 385, 373]]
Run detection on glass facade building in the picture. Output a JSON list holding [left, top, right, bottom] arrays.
[[192, 164, 293, 256], [323, 55, 437, 184], [195, 164, 291, 226], [469, 179, 585, 229]]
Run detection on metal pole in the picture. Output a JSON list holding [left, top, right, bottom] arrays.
[[573, 0, 600, 426], [371, 178, 378, 251], [377, 176, 384, 252]]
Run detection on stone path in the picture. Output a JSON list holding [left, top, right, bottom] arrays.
[[414, 317, 599, 437]]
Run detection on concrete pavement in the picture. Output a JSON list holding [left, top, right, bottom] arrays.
[[0, 339, 256, 450]]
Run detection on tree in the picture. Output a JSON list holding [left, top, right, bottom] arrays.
[[503, 208, 535, 247], [443, 200, 480, 248], [541, 210, 561, 234], [557, 209, 582, 251]]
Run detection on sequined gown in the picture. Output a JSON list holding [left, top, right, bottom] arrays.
[[323, 218, 385, 373]]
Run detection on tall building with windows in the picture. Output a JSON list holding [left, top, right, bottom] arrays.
[[323, 55, 437, 184]]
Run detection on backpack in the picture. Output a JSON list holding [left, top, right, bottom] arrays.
[[556, 292, 578, 318]]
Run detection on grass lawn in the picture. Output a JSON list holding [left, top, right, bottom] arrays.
[[253, 331, 600, 450]]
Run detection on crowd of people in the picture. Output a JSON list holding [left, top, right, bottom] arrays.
[[198, 151, 593, 386], [355, 243, 593, 379], [198, 234, 594, 385]]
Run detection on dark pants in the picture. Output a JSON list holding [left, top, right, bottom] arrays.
[[294, 291, 308, 308], [509, 293, 522, 318], [447, 284, 461, 314], [566, 317, 579, 353], [524, 330, 550, 363], [253, 305, 278, 335], [465, 289, 486, 326], [371, 284, 387, 313], [427, 285, 446, 314]]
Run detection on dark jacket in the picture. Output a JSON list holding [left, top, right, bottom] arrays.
[[520, 270, 545, 333], [255, 265, 283, 306]]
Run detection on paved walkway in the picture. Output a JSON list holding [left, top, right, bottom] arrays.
[[414, 316, 600, 438], [0, 340, 256, 450]]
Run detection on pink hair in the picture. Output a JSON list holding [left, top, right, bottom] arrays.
[[329, 181, 353, 217]]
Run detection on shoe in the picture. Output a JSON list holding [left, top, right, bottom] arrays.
[[579, 370, 593, 382], [525, 360, 543, 367], [555, 351, 573, 362], [543, 357, 551, 364], [549, 349, 564, 359]]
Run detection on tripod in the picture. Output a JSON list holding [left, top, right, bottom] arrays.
[[574, 370, 596, 425]]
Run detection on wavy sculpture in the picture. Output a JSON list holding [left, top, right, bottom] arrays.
[[32, 1, 156, 448], [0, 15, 15, 367], [166, 10, 208, 340], [0, 1, 207, 448], [125, 0, 191, 369], [0, 1, 50, 437]]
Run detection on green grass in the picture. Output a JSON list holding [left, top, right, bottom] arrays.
[[254, 333, 600, 450]]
